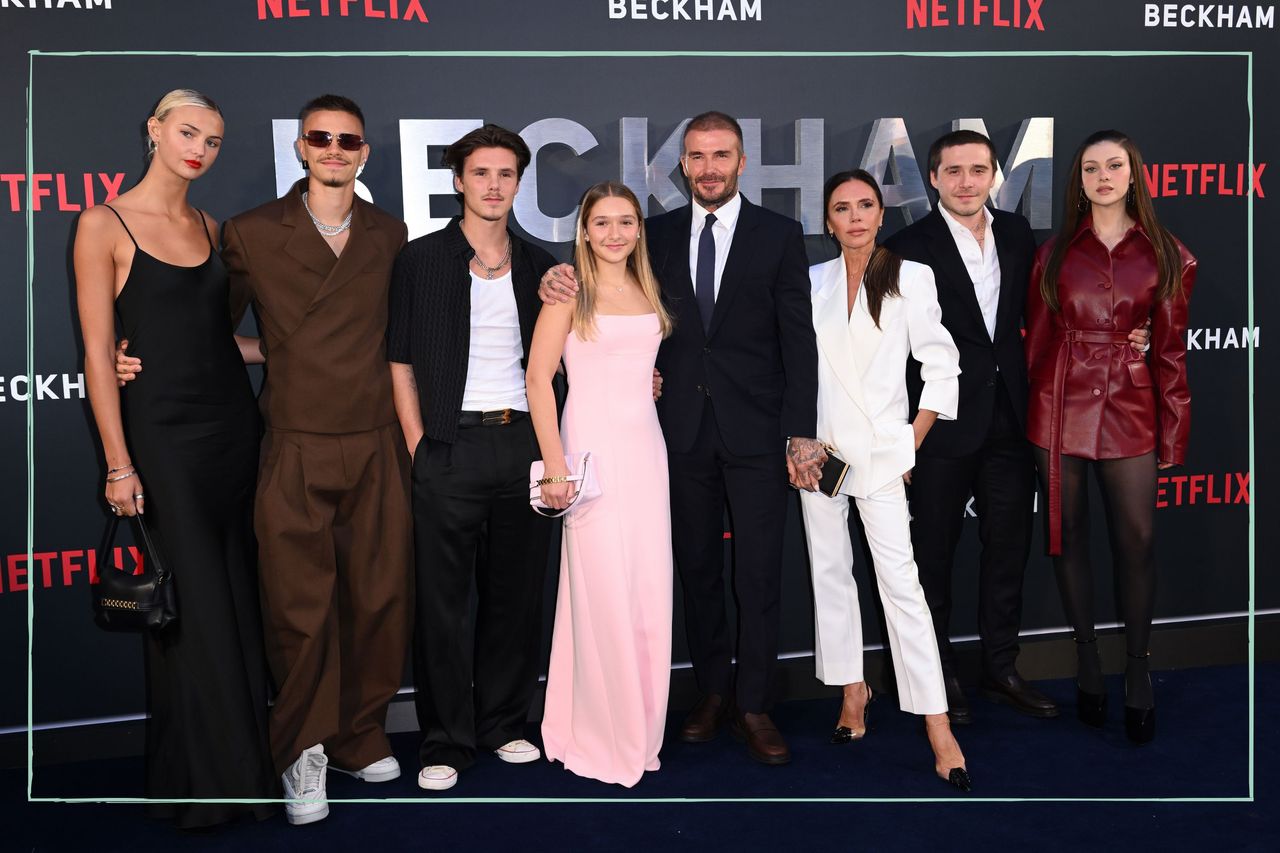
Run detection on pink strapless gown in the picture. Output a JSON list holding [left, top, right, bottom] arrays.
[[541, 313, 673, 787]]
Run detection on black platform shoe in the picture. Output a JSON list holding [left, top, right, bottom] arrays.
[[1077, 687, 1108, 728], [1073, 636, 1107, 728], [831, 684, 874, 743], [1124, 705, 1156, 744]]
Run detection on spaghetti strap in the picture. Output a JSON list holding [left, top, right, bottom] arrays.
[[103, 204, 139, 248], [196, 209, 216, 251]]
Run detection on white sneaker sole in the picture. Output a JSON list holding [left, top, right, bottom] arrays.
[[285, 802, 330, 826], [417, 768, 458, 791], [494, 747, 541, 764], [331, 764, 401, 783]]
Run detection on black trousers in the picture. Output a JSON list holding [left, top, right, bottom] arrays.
[[668, 399, 789, 714], [411, 417, 551, 770], [908, 380, 1034, 680]]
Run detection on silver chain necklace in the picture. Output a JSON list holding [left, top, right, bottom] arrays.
[[302, 191, 353, 237], [473, 240, 512, 279]]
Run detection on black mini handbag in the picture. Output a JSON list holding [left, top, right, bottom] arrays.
[[816, 446, 851, 498], [92, 512, 178, 632]]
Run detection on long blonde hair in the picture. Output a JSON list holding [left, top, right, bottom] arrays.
[[571, 182, 673, 340], [146, 88, 221, 160]]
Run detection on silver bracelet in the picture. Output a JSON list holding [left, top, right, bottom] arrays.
[[106, 471, 137, 483]]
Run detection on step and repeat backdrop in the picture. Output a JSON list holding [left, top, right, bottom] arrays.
[[1, 1, 1269, 735]]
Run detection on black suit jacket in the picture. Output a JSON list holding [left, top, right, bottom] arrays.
[[386, 217, 556, 444], [646, 197, 817, 456], [884, 207, 1036, 458]]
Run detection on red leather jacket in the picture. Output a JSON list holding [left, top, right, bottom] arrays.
[[1025, 218, 1195, 553]]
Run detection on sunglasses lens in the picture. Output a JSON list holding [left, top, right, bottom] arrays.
[[302, 130, 331, 148], [301, 131, 364, 151]]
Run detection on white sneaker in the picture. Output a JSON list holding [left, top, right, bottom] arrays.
[[331, 755, 401, 783], [417, 765, 458, 791], [494, 739, 541, 764], [282, 744, 329, 826]]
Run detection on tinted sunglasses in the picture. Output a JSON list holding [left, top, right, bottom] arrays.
[[300, 130, 366, 151]]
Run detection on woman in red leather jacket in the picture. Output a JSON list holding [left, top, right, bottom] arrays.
[[1025, 129, 1194, 745]]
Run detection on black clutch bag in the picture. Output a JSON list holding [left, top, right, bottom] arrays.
[[92, 512, 178, 633], [817, 447, 851, 498]]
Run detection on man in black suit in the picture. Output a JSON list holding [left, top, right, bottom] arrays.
[[883, 130, 1053, 723], [541, 111, 822, 764], [885, 130, 1145, 724]]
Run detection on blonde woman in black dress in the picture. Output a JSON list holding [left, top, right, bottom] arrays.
[[75, 89, 274, 828]]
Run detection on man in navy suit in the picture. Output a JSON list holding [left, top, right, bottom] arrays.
[[541, 111, 821, 764]]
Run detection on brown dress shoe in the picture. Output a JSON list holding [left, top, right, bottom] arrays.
[[679, 693, 726, 743], [730, 712, 791, 765]]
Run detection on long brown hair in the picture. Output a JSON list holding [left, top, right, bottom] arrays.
[[571, 182, 673, 339], [1039, 130, 1183, 312], [822, 169, 902, 328]]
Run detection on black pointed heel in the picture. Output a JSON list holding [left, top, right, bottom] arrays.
[[943, 767, 972, 792], [926, 716, 970, 792], [830, 684, 873, 744]]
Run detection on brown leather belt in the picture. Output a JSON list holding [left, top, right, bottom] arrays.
[[458, 408, 527, 427], [1045, 329, 1133, 554]]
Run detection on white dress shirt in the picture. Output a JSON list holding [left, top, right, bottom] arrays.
[[939, 203, 1000, 341], [688, 191, 743, 300], [461, 270, 528, 411]]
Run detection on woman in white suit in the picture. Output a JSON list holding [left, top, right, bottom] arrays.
[[800, 169, 969, 791]]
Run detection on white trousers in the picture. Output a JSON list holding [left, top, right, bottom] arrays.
[[799, 478, 947, 715]]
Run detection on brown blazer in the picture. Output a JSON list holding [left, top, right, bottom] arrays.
[[226, 180, 408, 434]]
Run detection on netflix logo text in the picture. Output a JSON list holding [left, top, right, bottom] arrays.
[[256, 0, 428, 22], [906, 0, 1045, 29], [1142, 162, 1265, 198], [1156, 472, 1249, 508], [1, 173, 126, 213], [2, 547, 144, 594]]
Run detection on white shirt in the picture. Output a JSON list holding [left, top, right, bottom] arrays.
[[688, 191, 743, 300], [461, 270, 528, 412], [939, 203, 1000, 341]]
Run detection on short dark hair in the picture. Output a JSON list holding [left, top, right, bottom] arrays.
[[442, 124, 532, 179], [298, 94, 365, 131], [927, 129, 998, 175], [682, 111, 744, 151]]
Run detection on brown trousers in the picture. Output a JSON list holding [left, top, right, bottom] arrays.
[[256, 423, 412, 775]]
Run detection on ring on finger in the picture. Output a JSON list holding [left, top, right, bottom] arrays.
[[133, 493, 144, 500]]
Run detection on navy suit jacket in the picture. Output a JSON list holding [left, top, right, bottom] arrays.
[[884, 207, 1037, 458], [646, 197, 818, 457]]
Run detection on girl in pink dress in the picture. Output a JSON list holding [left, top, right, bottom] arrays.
[[526, 182, 674, 786]]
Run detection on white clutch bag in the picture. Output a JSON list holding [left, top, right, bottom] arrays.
[[528, 451, 602, 518]]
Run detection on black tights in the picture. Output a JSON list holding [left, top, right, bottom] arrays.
[[1033, 449, 1157, 709]]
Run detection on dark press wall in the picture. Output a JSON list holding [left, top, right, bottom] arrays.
[[0, 1, 1268, 735]]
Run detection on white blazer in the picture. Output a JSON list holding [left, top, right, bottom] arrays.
[[809, 255, 960, 498]]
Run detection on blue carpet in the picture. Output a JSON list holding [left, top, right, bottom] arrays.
[[5, 662, 1276, 851]]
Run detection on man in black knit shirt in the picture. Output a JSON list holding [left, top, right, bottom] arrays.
[[386, 125, 556, 792]]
